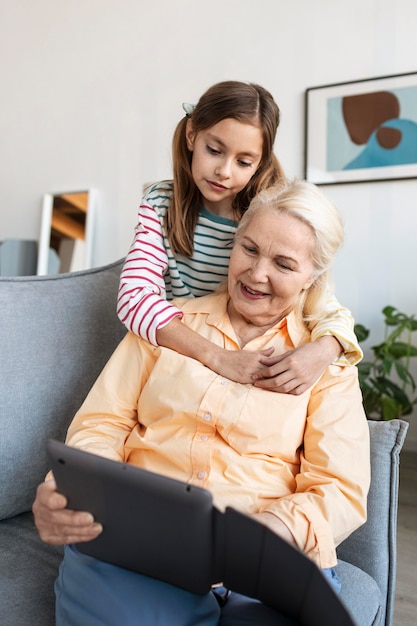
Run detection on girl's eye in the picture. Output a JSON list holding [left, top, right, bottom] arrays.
[[207, 145, 220, 155], [238, 160, 253, 168]]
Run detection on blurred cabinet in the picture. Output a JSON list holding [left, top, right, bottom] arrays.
[[0, 239, 38, 276]]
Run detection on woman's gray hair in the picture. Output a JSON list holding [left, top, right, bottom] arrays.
[[235, 179, 344, 325]]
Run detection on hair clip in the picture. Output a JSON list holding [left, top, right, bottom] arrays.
[[182, 102, 196, 118]]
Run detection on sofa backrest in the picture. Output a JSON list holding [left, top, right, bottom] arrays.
[[0, 259, 127, 520]]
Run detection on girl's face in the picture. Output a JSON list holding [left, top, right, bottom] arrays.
[[186, 118, 263, 219], [227, 208, 315, 333]]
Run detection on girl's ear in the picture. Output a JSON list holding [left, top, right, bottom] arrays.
[[185, 119, 196, 151]]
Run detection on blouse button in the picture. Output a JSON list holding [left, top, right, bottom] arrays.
[[203, 413, 211, 422], [197, 471, 205, 479]]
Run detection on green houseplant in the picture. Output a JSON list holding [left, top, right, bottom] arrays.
[[355, 306, 417, 420]]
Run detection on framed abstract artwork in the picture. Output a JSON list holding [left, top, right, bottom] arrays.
[[304, 71, 417, 184]]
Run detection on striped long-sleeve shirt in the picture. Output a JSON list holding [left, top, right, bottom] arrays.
[[117, 180, 362, 364]]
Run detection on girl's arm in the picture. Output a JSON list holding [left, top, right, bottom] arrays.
[[118, 189, 274, 383], [156, 317, 274, 383], [117, 198, 182, 345], [252, 295, 363, 394], [309, 294, 363, 365]]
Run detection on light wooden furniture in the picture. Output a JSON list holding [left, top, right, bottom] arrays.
[[37, 189, 96, 275]]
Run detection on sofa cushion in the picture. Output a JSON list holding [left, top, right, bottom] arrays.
[[0, 259, 126, 520], [0, 511, 62, 626], [336, 560, 382, 626]]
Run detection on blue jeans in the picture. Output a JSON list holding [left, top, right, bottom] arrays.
[[55, 546, 340, 626]]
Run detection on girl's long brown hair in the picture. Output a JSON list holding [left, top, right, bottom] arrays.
[[166, 81, 285, 257]]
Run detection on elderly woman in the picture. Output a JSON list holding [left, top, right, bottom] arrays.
[[33, 179, 370, 626]]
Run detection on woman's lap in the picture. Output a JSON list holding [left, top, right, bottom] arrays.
[[56, 546, 219, 626], [55, 546, 338, 626]]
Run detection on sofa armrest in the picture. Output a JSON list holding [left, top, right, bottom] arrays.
[[337, 419, 408, 626]]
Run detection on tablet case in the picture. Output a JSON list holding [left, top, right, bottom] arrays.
[[47, 440, 354, 626]]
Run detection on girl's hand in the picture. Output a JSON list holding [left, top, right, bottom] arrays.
[[157, 319, 276, 384], [251, 336, 343, 395], [32, 479, 102, 545], [208, 346, 275, 384]]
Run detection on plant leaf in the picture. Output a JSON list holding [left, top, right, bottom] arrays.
[[381, 396, 401, 420], [354, 324, 369, 343], [395, 361, 416, 389], [356, 306, 417, 420], [386, 342, 417, 358], [383, 306, 406, 326], [376, 377, 411, 406]]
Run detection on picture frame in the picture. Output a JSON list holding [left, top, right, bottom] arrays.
[[304, 71, 417, 185]]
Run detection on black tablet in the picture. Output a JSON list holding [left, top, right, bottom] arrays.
[[47, 439, 215, 594], [47, 440, 354, 625]]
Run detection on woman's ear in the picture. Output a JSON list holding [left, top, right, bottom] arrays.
[[302, 273, 315, 292], [185, 119, 196, 151]]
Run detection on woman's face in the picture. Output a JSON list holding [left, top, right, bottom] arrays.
[[227, 208, 315, 331], [186, 118, 263, 219]]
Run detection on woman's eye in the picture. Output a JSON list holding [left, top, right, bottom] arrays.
[[207, 145, 220, 155], [242, 244, 257, 254], [276, 261, 292, 271], [238, 160, 252, 168]]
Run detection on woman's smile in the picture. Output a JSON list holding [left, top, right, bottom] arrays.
[[239, 282, 268, 299]]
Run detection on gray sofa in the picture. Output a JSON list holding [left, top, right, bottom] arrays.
[[0, 259, 127, 626], [0, 259, 408, 626]]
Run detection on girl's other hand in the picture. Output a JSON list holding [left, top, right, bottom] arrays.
[[251, 336, 342, 395]]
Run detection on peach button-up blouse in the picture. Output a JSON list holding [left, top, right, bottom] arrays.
[[66, 291, 370, 569]]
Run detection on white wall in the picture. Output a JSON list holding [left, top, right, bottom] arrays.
[[1, 0, 417, 448]]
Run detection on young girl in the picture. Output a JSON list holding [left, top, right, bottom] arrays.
[[117, 81, 361, 393]]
